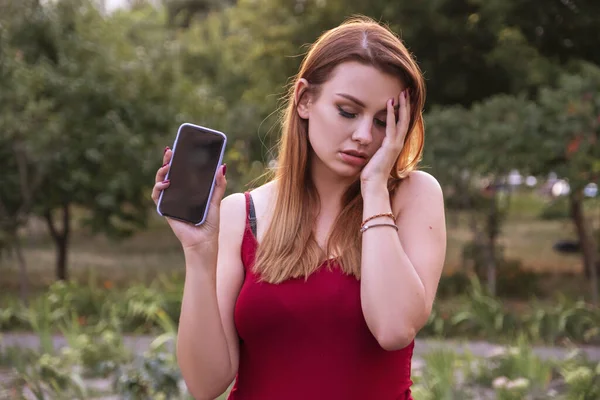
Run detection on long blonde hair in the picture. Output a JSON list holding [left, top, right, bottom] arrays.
[[253, 16, 426, 283]]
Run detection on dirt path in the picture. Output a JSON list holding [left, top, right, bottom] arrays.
[[3, 332, 600, 361]]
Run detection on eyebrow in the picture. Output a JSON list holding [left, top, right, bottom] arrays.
[[336, 93, 366, 107], [335, 92, 399, 113]]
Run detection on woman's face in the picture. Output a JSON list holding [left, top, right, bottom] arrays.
[[297, 61, 405, 180]]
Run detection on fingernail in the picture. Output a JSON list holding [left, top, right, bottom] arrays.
[[223, 164, 227, 177], [164, 146, 170, 154], [162, 179, 170, 184]]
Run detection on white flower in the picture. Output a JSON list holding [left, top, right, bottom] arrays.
[[492, 376, 509, 389], [506, 377, 530, 390], [487, 347, 507, 358], [508, 346, 520, 356]]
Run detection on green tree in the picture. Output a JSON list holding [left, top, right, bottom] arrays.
[[535, 63, 600, 304], [0, 36, 62, 299], [424, 96, 541, 295], [1, 0, 182, 280]]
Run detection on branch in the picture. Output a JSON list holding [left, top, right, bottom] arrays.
[[44, 209, 59, 240]]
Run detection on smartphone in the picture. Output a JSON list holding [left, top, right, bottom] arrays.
[[157, 123, 227, 225]]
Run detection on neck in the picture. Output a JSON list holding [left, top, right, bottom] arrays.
[[309, 159, 357, 215]]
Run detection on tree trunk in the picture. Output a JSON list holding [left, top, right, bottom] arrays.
[[485, 184, 499, 296], [569, 191, 598, 305], [13, 235, 30, 304], [44, 203, 71, 281]]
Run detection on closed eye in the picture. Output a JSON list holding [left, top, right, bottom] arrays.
[[337, 105, 357, 119], [374, 119, 386, 128], [338, 106, 387, 128]]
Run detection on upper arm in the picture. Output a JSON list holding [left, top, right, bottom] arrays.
[[216, 192, 246, 381], [393, 171, 446, 313]]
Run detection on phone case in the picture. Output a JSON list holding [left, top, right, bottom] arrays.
[[156, 123, 227, 226]]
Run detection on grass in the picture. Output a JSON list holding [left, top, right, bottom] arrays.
[[1, 191, 599, 294], [445, 216, 582, 273]]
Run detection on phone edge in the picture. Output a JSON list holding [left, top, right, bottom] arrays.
[[156, 123, 228, 226]]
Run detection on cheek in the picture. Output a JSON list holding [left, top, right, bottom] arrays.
[[372, 127, 386, 145], [308, 107, 343, 145]]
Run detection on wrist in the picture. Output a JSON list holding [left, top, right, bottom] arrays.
[[360, 180, 388, 198], [183, 244, 218, 274], [182, 239, 218, 255]]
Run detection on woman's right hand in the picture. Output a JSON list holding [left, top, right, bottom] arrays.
[[151, 147, 228, 252]]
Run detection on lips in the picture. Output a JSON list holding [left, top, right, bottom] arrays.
[[339, 151, 368, 167], [342, 150, 368, 159]]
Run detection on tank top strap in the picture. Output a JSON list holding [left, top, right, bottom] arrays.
[[241, 192, 258, 272], [244, 191, 257, 238]]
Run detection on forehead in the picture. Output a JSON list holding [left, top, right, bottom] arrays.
[[320, 61, 404, 105]]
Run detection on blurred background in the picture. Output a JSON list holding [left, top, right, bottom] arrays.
[[1, 0, 599, 398]]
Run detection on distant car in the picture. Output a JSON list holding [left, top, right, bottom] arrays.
[[553, 240, 580, 254]]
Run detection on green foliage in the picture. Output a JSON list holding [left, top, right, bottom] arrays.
[[450, 275, 519, 338], [113, 351, 182, 400], [495, 259, 539, 299], [3, 275, 599, 347], [413, 349, 469, 400], [526, 296, 600, 345], [413, 339, 600, 399], [536, 63, 600, 192], [559, 350, 600, 400], [475, 336, 553, 390], [13, 352, 88, 399], [540, 197, 571, 220], [62, 323, 132, 377], [0, 276, 184, 336], [423, 276, 600, 345]]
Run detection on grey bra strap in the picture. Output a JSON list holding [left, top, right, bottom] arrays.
[[248, 193, 257, 238]]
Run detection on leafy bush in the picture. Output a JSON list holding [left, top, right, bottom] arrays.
[[412, 349, 470, 400], [450, 276, 519, 339], [559, 350, 600, 400], [422, 276, 600, 345], [474, 336, 554, 390], [495, 259, 539, 299]]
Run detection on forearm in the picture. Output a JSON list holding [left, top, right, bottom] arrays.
[[177, 248, 233, 398], [360, 183, 427, 350]]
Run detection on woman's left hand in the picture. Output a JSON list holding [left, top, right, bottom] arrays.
[[360, 89, 411, 189]]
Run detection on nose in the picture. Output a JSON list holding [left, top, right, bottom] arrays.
[[351, 120, 373, 146]]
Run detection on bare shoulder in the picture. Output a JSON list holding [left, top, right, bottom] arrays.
[[248, 180, 278, 201], [220, 192, 247, 222], [246, 180, 278, 241], [393, 170, 444, 211], [219, 192, 248, 243], [248, 180, 278, 216]]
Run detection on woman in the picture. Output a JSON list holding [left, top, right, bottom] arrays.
[[152, 16, 446, 400]]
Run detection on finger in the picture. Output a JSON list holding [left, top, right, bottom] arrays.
[[386, 97, 396, 138], [162, 146, 172, 166], [209, 164, 228, 210], [152, 179, 170, 203], [397, 89, 411, 142], [155, 162, 171, 184], [151, 180, 171, 202], [151, 179, 170, 204]]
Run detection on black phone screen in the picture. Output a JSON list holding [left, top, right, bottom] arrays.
[[158, 124, 226, 225]]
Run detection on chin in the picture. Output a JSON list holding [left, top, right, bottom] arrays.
[[333, 161, 362, 178]]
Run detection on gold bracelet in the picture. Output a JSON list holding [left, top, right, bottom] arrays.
[[361, 212, 395, 229], [360, 222, 399, 233]]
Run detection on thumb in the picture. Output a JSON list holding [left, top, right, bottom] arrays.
[[210, 164, 228, 209]]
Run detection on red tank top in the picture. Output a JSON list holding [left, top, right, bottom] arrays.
[[228, 192, 414, 400]]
